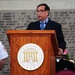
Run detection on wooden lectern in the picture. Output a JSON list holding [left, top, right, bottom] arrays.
[[6, 30, 58, 75]]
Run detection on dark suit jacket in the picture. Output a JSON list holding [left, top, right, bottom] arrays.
[[27, 19, 66, 51]]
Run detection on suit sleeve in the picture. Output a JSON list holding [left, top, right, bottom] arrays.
[[55, 24, 66, 51], [27, 22, 33, 30]]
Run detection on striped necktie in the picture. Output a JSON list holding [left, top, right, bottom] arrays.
[[40, 22, 45, 30]]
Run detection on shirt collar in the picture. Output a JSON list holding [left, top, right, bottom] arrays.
[[40, 18, 49, 24]]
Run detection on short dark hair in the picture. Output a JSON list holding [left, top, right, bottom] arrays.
[[37, 3, 50, 11]]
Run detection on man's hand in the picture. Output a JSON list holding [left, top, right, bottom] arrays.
[[58, 48, 63, 56]]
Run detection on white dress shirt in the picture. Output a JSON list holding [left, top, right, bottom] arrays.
[[0, 41, 8, 60]]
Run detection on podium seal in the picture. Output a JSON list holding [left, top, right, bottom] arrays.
[[17, 43, 44, 70]]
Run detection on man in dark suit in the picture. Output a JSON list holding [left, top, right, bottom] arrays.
[[27, 3, 75, 73], [27, 3, 68, 71], [27, 3, 66, 55]]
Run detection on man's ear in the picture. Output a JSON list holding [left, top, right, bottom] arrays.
[[47, 11, 50, 16]]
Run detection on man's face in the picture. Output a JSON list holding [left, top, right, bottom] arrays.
[[36, 6, 49, 21]]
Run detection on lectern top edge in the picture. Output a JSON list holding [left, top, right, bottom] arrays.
[[6, 30, 55, 34]]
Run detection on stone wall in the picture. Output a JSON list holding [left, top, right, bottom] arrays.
[[0, 9, 75, 75]]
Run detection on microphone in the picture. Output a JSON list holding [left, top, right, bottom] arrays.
[[14, 25, 27, 30]]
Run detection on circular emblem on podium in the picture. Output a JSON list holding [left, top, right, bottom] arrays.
[[17, 43, 44, 70]]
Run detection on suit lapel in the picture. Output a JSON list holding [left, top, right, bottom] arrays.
[[44, 19, 51, 30], [35, 21, 40, 30]]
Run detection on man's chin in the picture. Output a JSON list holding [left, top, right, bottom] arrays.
[[38, 18, 42, 21]]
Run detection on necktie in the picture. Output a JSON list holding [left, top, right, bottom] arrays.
[[40, 22, 45, 30]]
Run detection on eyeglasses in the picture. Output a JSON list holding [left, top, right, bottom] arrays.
[[35, 10, 46, 13]]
